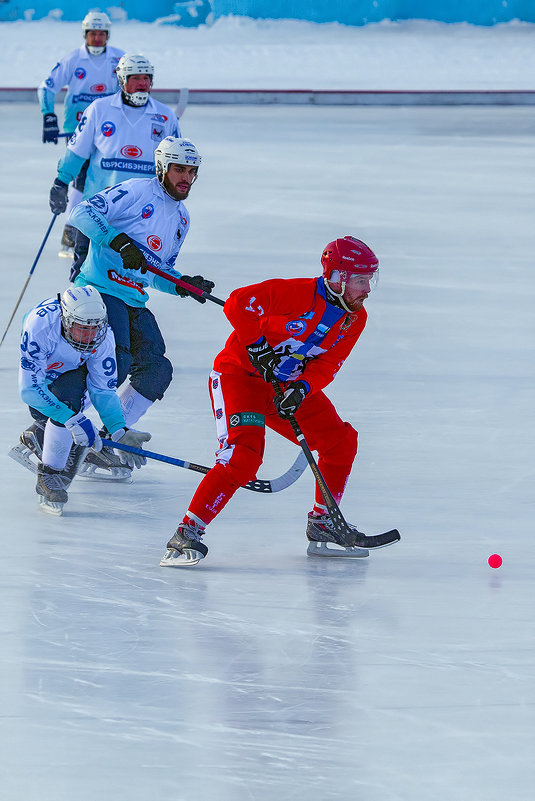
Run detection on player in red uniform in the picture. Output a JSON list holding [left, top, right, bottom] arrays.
[[160, 236, 380, 567]]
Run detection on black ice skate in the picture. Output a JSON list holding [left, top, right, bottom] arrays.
[[9, 421, 45, 473], [77, 446, 132, 482], [58, 224, 75, 259], [306, 513, 369, 559], [36, 463, 69, 516], [160, 520, 208, 567]]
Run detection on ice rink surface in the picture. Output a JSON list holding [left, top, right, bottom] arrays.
[[0, 102, 534, 800]]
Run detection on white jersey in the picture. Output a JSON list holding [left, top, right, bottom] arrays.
[[70, 177, 189, 308], [19, 296, 125, 434], [38, 45, 124, 134], [57, 91, 180, 200]]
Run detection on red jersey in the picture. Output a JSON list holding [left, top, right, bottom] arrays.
[[214, 277, 367, 395]]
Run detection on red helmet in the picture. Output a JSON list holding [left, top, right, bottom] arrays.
[[321, 236, 379, 279]]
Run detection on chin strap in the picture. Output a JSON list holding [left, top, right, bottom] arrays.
[[323, 278, 352, 313]]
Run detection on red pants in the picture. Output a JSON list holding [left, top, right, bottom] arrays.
[[187, 371, 359, 525]]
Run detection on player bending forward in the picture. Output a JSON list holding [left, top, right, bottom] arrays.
[[161, 236, 384, 567], [14, 286, 150, 515]]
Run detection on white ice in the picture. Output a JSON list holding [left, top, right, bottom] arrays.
[[1, 75, 535, 801]]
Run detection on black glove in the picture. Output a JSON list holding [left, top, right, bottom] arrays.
[[274, 380, 309, 419], [175, 274, 215, 304], [42, 113, 59, 144], [246, 336, 279, 383], [110, 233, 147, 273], [49, 178, 68, 214]]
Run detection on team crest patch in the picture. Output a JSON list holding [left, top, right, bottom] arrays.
[[286, 319, 306, 335], [228, 412, 265, 428], [101, 121, 116, 137]]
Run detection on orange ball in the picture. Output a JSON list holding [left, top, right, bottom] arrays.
[[488, 554, 502, 569]]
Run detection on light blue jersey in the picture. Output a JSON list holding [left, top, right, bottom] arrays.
[[70, 177, 190, 308], [38, 45, 124, 135], [19, 296, 125, 432], [57, 92, 180, 200]]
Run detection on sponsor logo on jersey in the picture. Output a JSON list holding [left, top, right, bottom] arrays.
[[180, 214, 188, 226], [90, 83, 107, 93], [100, 158, 155, 174], [45, 78, 54, 88], [151, 114, 168, 123], [73, 92, 112, 104], [45, 370, 62, 381], [141, 203, 154, 219], [74, 67, 86, 79], [20, 357, 35, 371], [47, 361, 64, 370], [120, 145, 142, 158], [108, 270, 146, 295], [147, 235, 162, 251], [76, 110, 84, 122], [165, 254, 178, 268], [107, 378, 117, 389], [101, 121, 116, 137], [216, 408, 223, 419], [88, 193, 108, 213], [286, 320, 307, 335], [212, 378, 219, 389]]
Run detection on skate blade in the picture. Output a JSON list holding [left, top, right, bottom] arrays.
[[38, 496, 64, 516], [58, 247, 74, 259], [160, 547, 204, 567], [77, 462, 133, 483], [8, 444, 38, 474], [307, 540, 369, 559]]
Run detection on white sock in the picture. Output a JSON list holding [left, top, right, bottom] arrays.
[[42, 420, 73, 470], [119, 384, 153, 427]]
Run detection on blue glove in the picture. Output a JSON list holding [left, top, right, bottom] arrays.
[[64, 412, 102, 450], [274, 380, 309, 419], [42, 113, 59, 144], [49, 178, 68, 214]]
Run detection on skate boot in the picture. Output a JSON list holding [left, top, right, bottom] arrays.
[[306, 513, 369, 558], [8, 421, 45, 473], [36, 463, 69, 516], [160, 519, 208, 567], [58, 224, 75, 259], [77, 446, 132, 482]]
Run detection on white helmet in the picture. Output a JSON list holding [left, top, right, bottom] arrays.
[[60, 286, 108, 353], [82, 12, 111, 55], [155, 137, 202, 185], [116, 54, 154, 106]]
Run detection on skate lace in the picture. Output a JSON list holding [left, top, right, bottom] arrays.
[[181, 522, 204, 543], [41, 471, 68, 491]]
